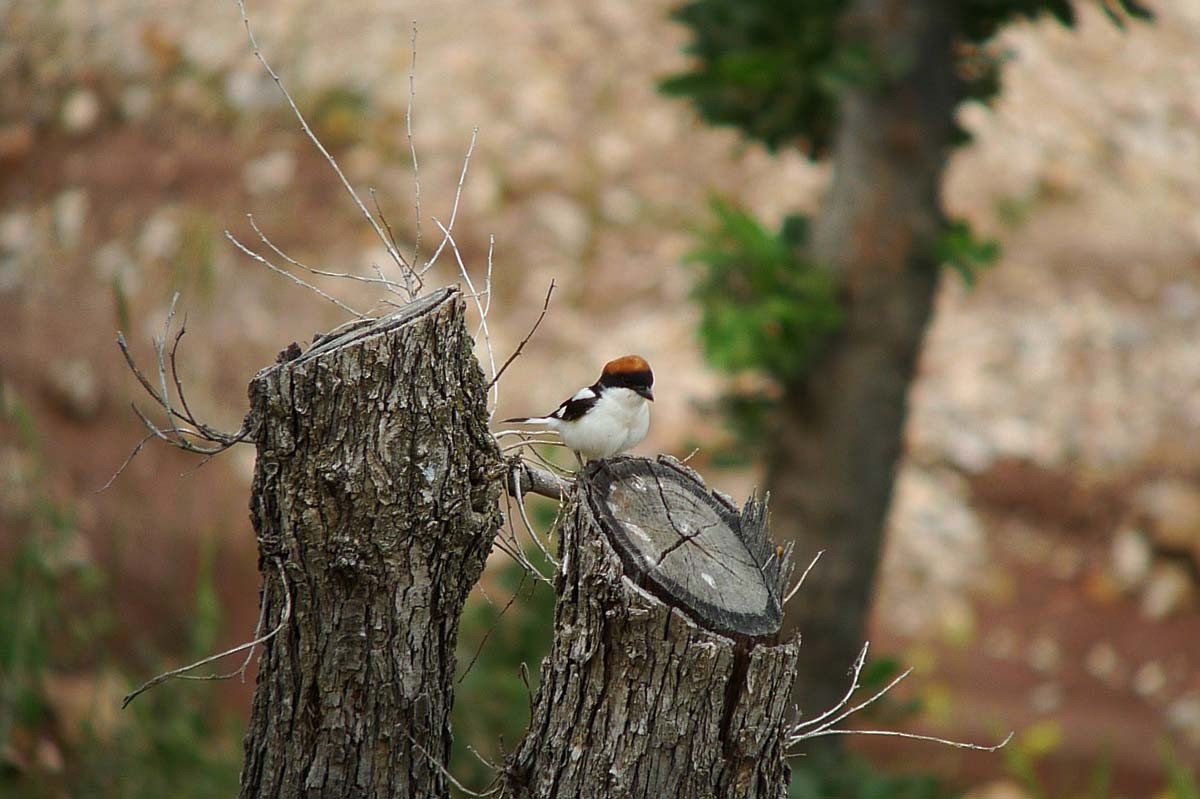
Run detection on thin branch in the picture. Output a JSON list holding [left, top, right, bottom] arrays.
[[168, 316, 248, 444], [154, 293, 185, 443], [247, 214, 404, 294], [783, 639, 1012, 755], [234, 0, 417, 292], [791, 665, 915, 742], [487, 280, 555, 390], [421, 129, 477, 275], [518, 661, 535, 715], [790, 642, 870, 732], [496, 493, 554, 586], [406, 733, 500, 798], [501, 439, 564, 452], [95, 433, 154, 493], [407, 20, 423, 271], [368, 189, 417, 297], [108, 300, 251, 487], [122, 559, 290, 709], [505, 459, 573, 501], [433, 217, 496, 414], [178, 574, 269, 684], [512, 468, 559, 567], [225, 230, 366, 318], [783, 549, 825, 605], [793, 729, 1015, 752], [482, 235, 495, 318], [457, 571, 528, 684]]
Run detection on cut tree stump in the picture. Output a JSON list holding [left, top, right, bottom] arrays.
[[239, 287, 503, 799], [502, 455, 799, 799]]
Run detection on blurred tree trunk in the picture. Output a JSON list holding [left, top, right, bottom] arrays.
[[770, 0, 961, 718], [238, 287, 503, 799], [502, 457, 797, 799]]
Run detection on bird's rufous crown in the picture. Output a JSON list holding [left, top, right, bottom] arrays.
[[601, 355, 651, 376]]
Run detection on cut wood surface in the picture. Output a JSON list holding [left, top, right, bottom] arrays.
[[502, 456, 798, 799], [590, 457, 784, 637]]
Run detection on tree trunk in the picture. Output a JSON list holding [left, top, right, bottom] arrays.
[[770, 0, 961, 718], [502, 456, 798, 799], [239, 287, 503, 798]]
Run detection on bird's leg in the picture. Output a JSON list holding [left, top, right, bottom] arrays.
[[574, 451, 585, 469]]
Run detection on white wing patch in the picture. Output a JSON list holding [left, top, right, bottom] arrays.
[[551, 386, 598, 420]]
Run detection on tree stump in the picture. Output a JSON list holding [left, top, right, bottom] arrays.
[[502, 456, 799, 799], [239, 287, 503, 799]]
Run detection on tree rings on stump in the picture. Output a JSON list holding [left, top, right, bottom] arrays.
[[587, 456, 785, 638]]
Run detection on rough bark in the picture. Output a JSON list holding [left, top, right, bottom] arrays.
[[502, 456, 798, 799], [770, 0, 961, 717], [239, 287, 503, 799]]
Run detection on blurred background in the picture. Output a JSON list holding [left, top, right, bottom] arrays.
[[2, 0, 1199, 797]]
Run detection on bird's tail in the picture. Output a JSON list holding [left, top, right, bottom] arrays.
[[500, 416, 553, 425]]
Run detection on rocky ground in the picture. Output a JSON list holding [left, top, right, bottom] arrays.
[[2, 0, 1199, 794]]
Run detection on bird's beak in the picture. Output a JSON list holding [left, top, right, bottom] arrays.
[[638, 386, 654, 402]]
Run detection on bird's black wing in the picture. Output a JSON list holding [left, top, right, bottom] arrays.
[[551, 385, 600, 422]]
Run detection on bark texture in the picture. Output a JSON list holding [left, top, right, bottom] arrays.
[[239, 287, 503, 799], [502, 456, 798, 799], [771, 0, 961, 716]]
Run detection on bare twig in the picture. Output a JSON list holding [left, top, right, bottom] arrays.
[[122, 559, 290, 708], [458, 572, 528, 683], [95, 433, 154, 493], [421, 129, 477, 276], [785, 641, 1013, 755], [105, 295, 252, 489], [790, 642, 870, 732], [433, 217, 497, 414], [783, 549, 825, 605], [407, 20, 423, 270], [406, 733, 501, 798], [519, 661, 535, 715], [487, 280, 555, 390], [368, 189, 416, 298], [225, 230, 367, 317], [504, 458, 573, 501], [496, 492, 554, 586], [512, 468, 559, 567], [792, 728, 1015, 752], [247, 214, 404, 298], [234, 0, 418, 294]]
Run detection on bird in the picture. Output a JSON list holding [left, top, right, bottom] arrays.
[[502, 355, 654, 465]]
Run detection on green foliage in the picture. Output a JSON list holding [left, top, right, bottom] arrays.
[[0, 402, 241, 798], [661, 0, 1153, 154], [936, 219, 1000, 286], [687, 198, 842, 389], [451, 553, 557, 794], [1160, 741, 1199, 799], [659, 1, 846, 153], [789, 750, 958, 799]]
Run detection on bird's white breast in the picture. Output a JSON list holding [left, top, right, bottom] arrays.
[[554, 387, 649, 460]]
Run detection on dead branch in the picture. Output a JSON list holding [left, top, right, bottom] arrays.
[[420, 129, 478, 276], [407, 20, 423, 270], [102, 293, 251, 491], [784, 640, 1012, 754], [487, 280, 555, 390], [505, 457, 573, 501], [223, 229, 368, 317], [234, 0, 419, 296], [247, 213, 405, 298], [122, 559, 290, 709]]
